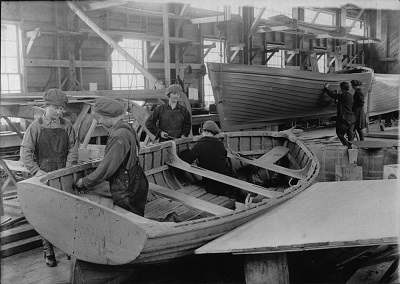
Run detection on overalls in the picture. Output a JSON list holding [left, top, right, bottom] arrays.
[[35, 117, 69, 256], [159, 107, 185, 141], [107, 124, 149, 216]]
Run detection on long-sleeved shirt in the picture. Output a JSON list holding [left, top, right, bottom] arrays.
[[145, 103, 191, 139], [20, 114, 78, 175], [82, 119, 138, 189], [324, 88, 355, 123]]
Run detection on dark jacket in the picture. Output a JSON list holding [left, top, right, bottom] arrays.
[[82, 120, 148, 215], [352, 88, 366, 129], [146, 103, 191, 139], [324, 88, 355, 125], [179, 136, 247, 203]]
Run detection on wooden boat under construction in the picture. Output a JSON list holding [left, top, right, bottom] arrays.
[[17, 131, 319, 265], [207, 63, 373, 131]]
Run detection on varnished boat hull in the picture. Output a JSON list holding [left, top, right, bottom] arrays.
[[208, 63, 373, 131], [17, 131, 319, 265]]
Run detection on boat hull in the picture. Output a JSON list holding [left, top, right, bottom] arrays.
[[208, 63, 373, 131], [17, 131, 319, 265]]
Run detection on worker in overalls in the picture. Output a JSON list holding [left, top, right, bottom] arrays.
[[20, 89, 78, 267], [146, 84, 191, 142], [76, 98, 149, 216]]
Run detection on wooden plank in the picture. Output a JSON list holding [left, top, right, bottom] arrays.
[[24, 58, 112, 68], [67, 1, 163, 89], [167, 160, 282, 198], [257, 146, 290, 164], [196, 179, 399, 255], [149, 183, 232, 215], [163, 3, 171, 88], [227, 153, 307, 180], [1, 235, 42, 258]]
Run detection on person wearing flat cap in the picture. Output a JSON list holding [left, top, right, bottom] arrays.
[[179, 121, 247, 203], [20, 88, 78, 267], [324, 82, 356, 148], [145, 84, 191, 142], [351, 79, 366, 141], [76, 98, 149, 217]]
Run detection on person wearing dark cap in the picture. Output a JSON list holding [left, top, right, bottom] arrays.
[[20, 88, 78, 267], [351, 79, 366, 141], [324, 82, 356, 148], [76, 98, 149, 217], [145, 84, 191, 142], [179, 120, 247, 203]]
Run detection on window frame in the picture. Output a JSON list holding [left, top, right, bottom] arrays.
[[1, 21, 24, 93]]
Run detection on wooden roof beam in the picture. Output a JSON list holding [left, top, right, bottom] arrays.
[[176, 4, 191, 32], [67, 1, 163, 89], [347, 8, 364, 32], [248, 7, 266, 38], [230, 44, 244, 62], [149, 39, 163, 60], [311, 9, 322, 24], [80, 0, 128, 11]]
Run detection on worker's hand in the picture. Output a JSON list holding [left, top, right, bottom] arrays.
[[76, 178, 84, 190], [34, 169, 46, 177], [324, 83, 330, 89], [181, 135, 186, 138], [160, 131, 172, 139]]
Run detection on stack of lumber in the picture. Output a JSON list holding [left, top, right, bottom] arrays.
[[1, 188, 41, 258]]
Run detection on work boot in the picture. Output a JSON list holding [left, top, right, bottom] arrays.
[[44, 253, 57, 267]]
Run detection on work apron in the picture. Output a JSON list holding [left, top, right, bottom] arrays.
[[36, 117, 69, 256], [108, 124, 149, 216], [159, 108, 185, 140]]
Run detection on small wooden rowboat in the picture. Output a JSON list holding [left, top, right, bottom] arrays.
[[208, 63, 374, 131], [17, 131, 319, 265]]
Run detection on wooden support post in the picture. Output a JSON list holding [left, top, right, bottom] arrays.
[[163, 3, 171, 86], [244, 253, 289, 284], [71, 258, 137, 284], [68, 38, 77, 91]]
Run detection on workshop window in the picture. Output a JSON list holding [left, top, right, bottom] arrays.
[[203, 39, 226, 108], [111, 39, 145, 90], [1, 23, 22, 93], [318, 54, 327, 73]]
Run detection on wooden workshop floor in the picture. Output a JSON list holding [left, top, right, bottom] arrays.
[[1, 247, 70, 284]]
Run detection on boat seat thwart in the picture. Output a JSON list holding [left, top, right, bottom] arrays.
[[223, 136, 308, 180], [166, 141, 283, 199], [149, 183, 232, 215]]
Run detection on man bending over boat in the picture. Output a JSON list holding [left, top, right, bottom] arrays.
[[21, 89, 78, 267], [179, 120, 247, 203], [145, 84, 191, 142], [76, 98, 149, 216], [324, 82, 356, 149]]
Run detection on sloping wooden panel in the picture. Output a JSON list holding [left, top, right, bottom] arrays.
[[196, 179, 399, 254]]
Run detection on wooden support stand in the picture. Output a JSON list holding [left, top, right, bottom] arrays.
[[244, 253, 289, 284], [335, 164, 363, 181], [70, 258, 137, 284]]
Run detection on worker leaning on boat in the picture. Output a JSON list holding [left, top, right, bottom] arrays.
[[75, 98, 149, 216], [145, 84, 191, 142], [20, 89, 78, 267], [351, 80, 366, 141], [324, 82, 356, 149]]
